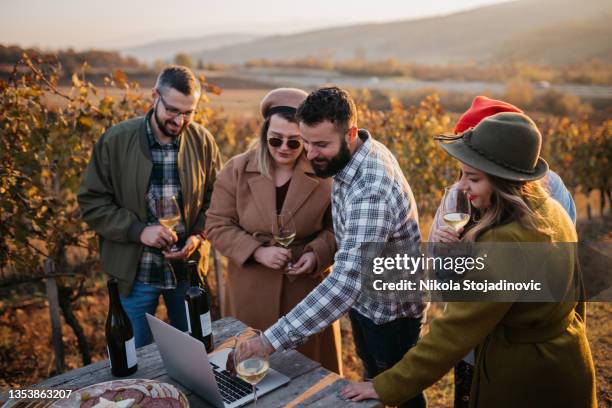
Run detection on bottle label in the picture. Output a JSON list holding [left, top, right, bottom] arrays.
[[200, 312, 212, 336], [107, 337, 137, 369], [185, 301, 191, 334], [125, 337, 137, 368], [107, 346, 112, 369]]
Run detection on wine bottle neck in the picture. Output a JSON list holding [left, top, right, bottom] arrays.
[[107, 280, 121, 306], [189, 268, 200, 287]]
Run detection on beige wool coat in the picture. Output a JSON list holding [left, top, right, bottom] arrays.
[[205, 149, 342, 374]]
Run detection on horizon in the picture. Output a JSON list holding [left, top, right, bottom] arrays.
[[2, 0, 513, 51]]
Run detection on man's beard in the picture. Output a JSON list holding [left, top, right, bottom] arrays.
[[154, 107, 186, 138], [311, 139, 352, 178]]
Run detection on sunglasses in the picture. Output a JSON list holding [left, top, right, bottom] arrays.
[[267, 137, 301, 150]]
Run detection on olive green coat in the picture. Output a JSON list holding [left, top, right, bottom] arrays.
[[373, 197, 597, 408], [77, 111, 222, 297]]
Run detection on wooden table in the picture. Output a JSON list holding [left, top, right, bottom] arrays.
[[26, 317, 382, 407]]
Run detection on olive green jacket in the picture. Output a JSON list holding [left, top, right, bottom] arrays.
[[77, 111, 223, 297], [373, 197, 597, 408]]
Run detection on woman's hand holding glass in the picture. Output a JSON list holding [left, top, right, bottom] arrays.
[[431, 225, 463, 243], [432, 186, 470, 243]]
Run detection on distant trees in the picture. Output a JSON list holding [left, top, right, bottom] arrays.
[[241, 57, 612, 85], [0, 45, 144, 73], [174, 53, 193, 69]]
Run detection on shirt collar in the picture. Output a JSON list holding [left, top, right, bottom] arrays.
[[334, 129, 371, 185]]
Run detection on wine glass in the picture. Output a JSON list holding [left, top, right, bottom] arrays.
[[156, 195, 181, 252], [441, 186, 471, 232], [233, 328, 270, 406], [272, 209, 296, 270]]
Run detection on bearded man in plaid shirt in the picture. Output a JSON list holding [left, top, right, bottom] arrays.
[[257, 87, 428, 408]]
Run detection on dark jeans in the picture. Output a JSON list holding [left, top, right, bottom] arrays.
[[454, 360, 474, 408], [349, 309, 427, 408], [120, 279, 190, 348]]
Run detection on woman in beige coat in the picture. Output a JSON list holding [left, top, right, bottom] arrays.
[[205, 88, 342, 374]]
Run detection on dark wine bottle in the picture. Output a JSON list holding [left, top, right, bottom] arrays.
[[105, 278, 138, 377], [185, 260, 214, 352]]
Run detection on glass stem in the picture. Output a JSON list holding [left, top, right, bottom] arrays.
[[253, 385, 257, 405]]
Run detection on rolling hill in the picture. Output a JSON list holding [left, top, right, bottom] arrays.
[[121, 33, 261, 63], [191, 0, 612, 66]]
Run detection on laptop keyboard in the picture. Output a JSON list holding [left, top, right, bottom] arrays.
[[211, 362, 257, 404]]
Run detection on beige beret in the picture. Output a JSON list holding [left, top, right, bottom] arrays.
[[260, 88, 308, 118]]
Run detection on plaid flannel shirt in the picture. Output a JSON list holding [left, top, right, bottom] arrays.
[[265, 130, 427, 351], [137, 120, 186, 289]]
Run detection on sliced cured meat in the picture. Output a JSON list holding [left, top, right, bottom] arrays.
[[139, 396, 152, 407], [79, 397, 99, 408], [122, 389, 145, 404], [98, 390, 118, 401], [144, 399, 173, 408], [68, 380, 188, 408], [165, 397, 182, 408]]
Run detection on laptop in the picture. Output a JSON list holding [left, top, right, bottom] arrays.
[[146, 313, 290, 408]]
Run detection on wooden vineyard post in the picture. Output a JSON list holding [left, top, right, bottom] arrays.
[[213, 249, 226, 317], [45, 258, 64, 374]]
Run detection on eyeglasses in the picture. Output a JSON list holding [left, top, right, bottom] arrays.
[[267, 137, 302, 150], [157, 92, 196, 119]]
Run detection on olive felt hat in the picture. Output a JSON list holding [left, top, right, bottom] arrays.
[[436, 112, 549, 181]]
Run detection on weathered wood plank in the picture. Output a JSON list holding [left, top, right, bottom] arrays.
[[157, 367, 378, 408], [35, 347, 164, 388], [269, 350, 320, 379], [250, 367, 381, 408], [35, 318, 246, 388], [291, 372, 382, 408], [30, 317, 373, 408], [254, 366, 330, 407]]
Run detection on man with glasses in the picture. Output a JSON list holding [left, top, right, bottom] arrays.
[[78, 66, 222, 346]]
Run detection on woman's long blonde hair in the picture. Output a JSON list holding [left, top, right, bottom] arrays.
[[462, 176, 554, 242]]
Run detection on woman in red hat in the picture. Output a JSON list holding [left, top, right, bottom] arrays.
[[205, 88, 342, 374], [342, 112, 596, 408]]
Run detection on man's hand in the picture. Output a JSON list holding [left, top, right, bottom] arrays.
[[164, 235, 202, 260], [140, 225, 177, 248], [341, 381, 380, 402], [253, 246, 292, 270], [286, 251, 317, 276]]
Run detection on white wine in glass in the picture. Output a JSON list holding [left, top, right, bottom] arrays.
[[234, 329, 269, 406], [441, 187, 471, 232], [159, 214, 180, 230], [272, 209, 296, 269], [236, 358, 270, 384], [443, 212, 470, 231], [274, 233, 296, 248], [156, 195, 181, 252]]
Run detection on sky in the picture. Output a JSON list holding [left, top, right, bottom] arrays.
[[1, 0, 513, 50]]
